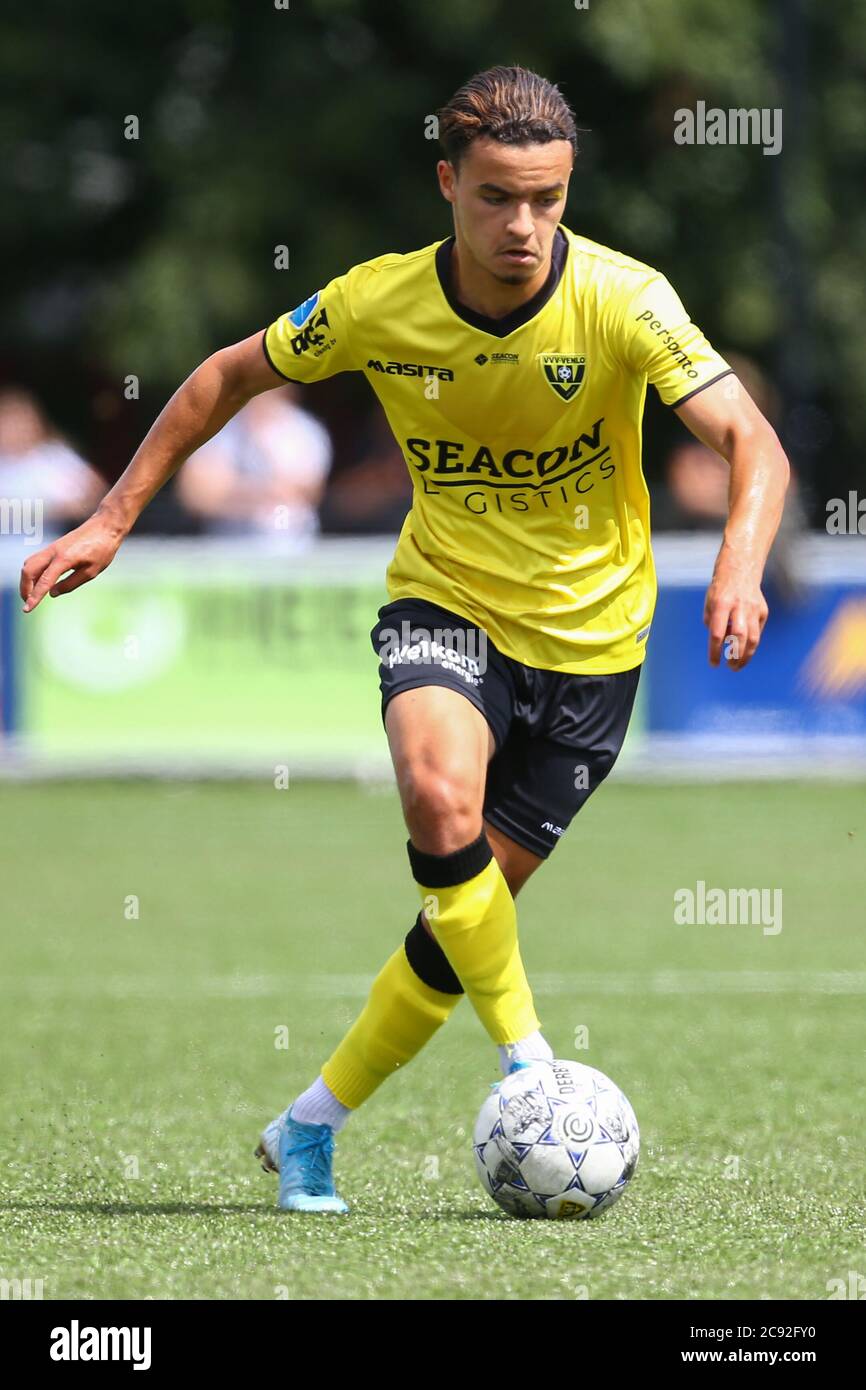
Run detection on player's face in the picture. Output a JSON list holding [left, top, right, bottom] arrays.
[[438, 138, 573, 285]]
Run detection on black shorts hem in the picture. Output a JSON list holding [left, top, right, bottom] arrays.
[[482, 807, 560, 860]]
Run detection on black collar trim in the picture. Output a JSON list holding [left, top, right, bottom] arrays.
[[434, 226, 568, 338]]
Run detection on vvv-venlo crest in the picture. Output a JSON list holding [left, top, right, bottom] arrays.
[[539, 353, 587, 402]]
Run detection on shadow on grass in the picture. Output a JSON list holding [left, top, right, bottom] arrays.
[[0, 1199, 505, 1220]]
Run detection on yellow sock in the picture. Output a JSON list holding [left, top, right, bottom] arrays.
[[321, 941, 462, 1109], [409, 834, 540, 1046]]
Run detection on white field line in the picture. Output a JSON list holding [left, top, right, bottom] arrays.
[[3, 970, 866, 1000]]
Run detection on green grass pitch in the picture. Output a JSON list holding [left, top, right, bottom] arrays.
[[1, 778, 864, 1300]]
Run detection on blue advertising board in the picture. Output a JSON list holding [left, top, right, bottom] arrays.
[[646, 539, 866, 740]]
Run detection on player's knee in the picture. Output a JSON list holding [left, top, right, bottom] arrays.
[[402, 768, 482, 854]]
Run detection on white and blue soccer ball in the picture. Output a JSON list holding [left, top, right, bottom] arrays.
[[473, 1059, 639, 1219]]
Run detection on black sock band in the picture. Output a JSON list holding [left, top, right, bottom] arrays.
[[406, 829, 492, 888], [404, 912, 464, 995]]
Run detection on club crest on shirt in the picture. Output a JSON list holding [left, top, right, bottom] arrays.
[[539, 353, 587, 402]]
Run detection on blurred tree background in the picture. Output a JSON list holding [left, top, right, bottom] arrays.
[[1, 0, 863, 526]]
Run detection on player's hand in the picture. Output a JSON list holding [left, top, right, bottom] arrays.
[[703, 557, 768, 671], [20, 512, 125, 613]]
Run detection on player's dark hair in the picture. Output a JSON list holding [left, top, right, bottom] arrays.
[[437, 65, 579, 169]]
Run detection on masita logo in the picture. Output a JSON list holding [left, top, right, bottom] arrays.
[[50, 1320, 152, 1371], [541, 820, 564, 837], [367, 358, 454, 380]]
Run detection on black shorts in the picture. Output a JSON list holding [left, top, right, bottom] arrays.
[[370, 597, 641, 859]]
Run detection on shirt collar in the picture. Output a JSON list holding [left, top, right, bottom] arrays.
[[434, 225, 568, 338]]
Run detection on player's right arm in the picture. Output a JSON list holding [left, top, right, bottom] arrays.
[[20, 268, 356, 612], [19, 332, 284, 612]]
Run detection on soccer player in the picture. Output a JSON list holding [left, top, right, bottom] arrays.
[[20, 66, 789, 1214]]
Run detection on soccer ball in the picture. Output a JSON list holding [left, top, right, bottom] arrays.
[[473, 1059, 639, 1219]]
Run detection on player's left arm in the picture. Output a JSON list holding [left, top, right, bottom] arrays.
[[674, 377, 790, 671]]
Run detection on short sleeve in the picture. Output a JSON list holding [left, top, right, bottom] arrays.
[[618, 271, 733, 408], [263, 272, 356, 383]]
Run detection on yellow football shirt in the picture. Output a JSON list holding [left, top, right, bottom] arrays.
[[264, 224, 732, 673]]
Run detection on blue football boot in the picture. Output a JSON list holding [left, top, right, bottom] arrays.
[[489, 1057, 538, 1092], [256, 1105, 349, 1214]]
